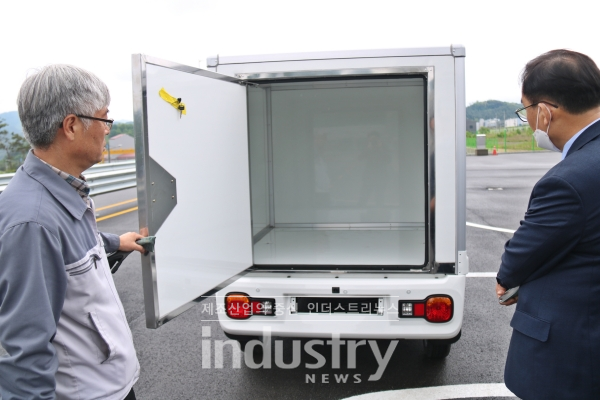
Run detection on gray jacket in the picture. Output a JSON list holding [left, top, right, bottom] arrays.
[[0, 152, 139, 399]]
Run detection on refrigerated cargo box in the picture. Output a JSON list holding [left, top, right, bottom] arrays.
[[132, 45, 468, 358]]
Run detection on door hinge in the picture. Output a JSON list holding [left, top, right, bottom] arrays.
[[237, 80, 259, 88]]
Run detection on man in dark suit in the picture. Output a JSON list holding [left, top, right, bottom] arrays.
[[497, 49, 600, 400]]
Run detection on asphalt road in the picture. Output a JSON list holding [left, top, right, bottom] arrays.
[[2, 152, 563, 399]]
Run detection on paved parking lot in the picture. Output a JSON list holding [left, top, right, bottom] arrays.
[[2, 152, 562, 399]]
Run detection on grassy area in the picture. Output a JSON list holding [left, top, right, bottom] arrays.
[[466, 126, 547, 152]]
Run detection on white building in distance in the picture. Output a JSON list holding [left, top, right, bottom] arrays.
[[476, 118, 501, 130], [504, 118, 526, 128]]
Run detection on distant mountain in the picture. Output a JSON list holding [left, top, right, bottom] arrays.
[[466, 100, 522, 122], [0, 111, 23, 135]]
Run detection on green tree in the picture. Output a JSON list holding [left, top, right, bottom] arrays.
[[0, 119, 31, 172], [467, 100, 522, 121], [109, 122, 134, 139]]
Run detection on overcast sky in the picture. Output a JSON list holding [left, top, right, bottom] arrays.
[[2, 0, 599, 121]]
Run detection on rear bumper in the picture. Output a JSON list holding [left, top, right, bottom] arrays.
[[216, 272, 465, 339]]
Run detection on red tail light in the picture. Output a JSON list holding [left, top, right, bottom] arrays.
[[425, 296, 453, 322], [226, 294, 252, 319], [399, 295, 453, 323], [225, 293, 276, 319], [413, 303, 425, 317]]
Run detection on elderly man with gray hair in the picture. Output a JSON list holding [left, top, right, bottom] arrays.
[[0, 65, 144, 399]]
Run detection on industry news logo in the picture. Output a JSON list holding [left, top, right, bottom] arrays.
[[201, 326, 397, 382]]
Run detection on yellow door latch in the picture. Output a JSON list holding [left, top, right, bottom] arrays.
[[159, 88, 186, 118]]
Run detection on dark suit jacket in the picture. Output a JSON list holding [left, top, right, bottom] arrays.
[[497, 120, 600, 400]]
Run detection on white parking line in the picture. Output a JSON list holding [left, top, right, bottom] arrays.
[[467, 222, 516, 234], [466, 272, 498, 278], [342, 383, 515, 400]]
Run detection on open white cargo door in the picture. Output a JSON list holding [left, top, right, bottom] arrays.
[[132, 55, 254, 328]]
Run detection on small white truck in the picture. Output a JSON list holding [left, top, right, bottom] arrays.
[[132, 45, 468, 358]]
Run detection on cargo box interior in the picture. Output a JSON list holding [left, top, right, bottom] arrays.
[[247, 77, 428, 268]]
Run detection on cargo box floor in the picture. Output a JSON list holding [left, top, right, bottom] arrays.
[[253, 227, 425, 266]]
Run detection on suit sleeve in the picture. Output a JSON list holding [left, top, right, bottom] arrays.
[[497, 175, 585, 289], [0, 222, 67, 400], [99, 231, 120, 253]]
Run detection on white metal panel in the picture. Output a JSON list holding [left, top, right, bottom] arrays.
[[454, 55, 467, 253], [457, 251, 469, 275], [144, 63, 253, 317], [214, 46, 453, 66], [217, 54, 457, 263], [430, 57, 457, 263]]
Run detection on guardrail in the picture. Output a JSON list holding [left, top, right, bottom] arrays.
[[0, 160, 136, 196]]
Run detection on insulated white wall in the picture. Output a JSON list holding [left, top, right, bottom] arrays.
[[270, 80, 425, 224], [142, 63, 253, 317], [247, 88, 270, 235]]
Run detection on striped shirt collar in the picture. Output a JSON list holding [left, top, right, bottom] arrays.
[[33, 154, 91, 206]]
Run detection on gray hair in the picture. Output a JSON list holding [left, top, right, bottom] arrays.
[[17, 64, 110, 149]]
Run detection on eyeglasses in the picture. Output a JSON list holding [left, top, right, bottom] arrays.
[[76, 115, 114, 130], [515, 102, 558, 123]]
